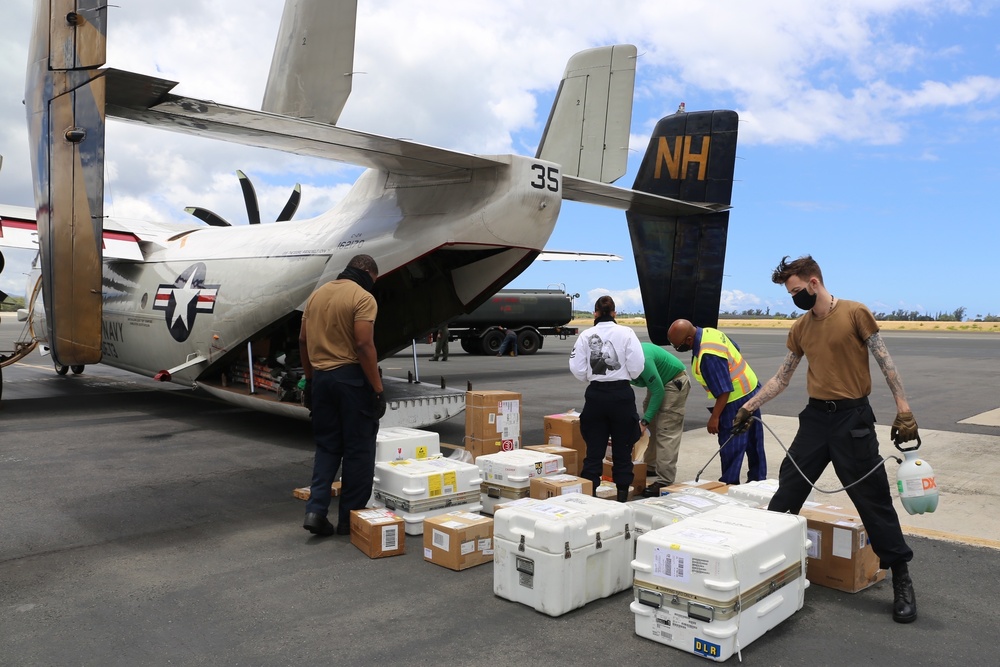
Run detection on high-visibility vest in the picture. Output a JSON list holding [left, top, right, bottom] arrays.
[[691, 328, 758, 403]]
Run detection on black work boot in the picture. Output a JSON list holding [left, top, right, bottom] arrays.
[[891, 562, 917, 623], [616, 486, 630, 503]]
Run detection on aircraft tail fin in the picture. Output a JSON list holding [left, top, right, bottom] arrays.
[[626, 110, 739, 344], [536, 44, 636, 184], [262, 0, 358, 125], [24, 0, 108, 365]]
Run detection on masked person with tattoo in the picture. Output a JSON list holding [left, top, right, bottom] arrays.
[[732, 255, 920, 623], [300, 254, 386, 537], [570, 296, 645, 502]]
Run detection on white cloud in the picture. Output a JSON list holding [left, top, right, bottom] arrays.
[[586, 287, 644, 313]]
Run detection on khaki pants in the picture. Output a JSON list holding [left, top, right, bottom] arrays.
[[642, 373, 690, 486]]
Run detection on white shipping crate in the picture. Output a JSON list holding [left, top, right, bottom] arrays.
[[375, 427, 441, 463], [373, 456, 483, 535], [493, 494, 634, 617], [630, 505, 809, 661], [630, 490, 751, 540], [477, 449, 565, 515], [725, 479, 781, 508]]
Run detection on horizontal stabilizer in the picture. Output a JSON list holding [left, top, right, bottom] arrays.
[[536, 251, 622, 262]]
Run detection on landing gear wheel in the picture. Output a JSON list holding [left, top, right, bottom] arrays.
[[55, 363, 69, 376], [71, 365, 85, 375]]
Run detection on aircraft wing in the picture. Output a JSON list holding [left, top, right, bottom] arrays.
[[104, 69, 502, 177], [535, 251, 622, 261]]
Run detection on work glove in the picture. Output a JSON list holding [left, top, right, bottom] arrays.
[[731, 407, 752, 435], [302, 379, 313, 411], [374, 392, 387, 420], [891, 411, 919, 444]]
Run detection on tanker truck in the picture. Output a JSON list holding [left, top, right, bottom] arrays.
[[443, 289, 579, 355]]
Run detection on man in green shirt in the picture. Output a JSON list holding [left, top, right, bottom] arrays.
[[631, 342, 690, 495]]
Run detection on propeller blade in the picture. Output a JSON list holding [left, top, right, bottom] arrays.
[[276, 184, 302, 222], [184, 206, 232, 227], [236, 170, 261, 225]]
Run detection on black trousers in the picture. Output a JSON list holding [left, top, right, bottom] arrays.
[[306, 364, 379, 528], [767, 399, 913, 569], [579, 381, 641, 494]]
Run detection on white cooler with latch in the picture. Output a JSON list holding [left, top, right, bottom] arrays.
[[372, 456, 483, 535], [493, 494, 633, 617], [724, 479, 781, 508], [630, 489, 752, 546], [477, 449, 565, 515], [630, 505, 809, 661], [375, 427, 441, 463]]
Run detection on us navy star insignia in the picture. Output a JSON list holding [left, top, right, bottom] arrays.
[[152, 263, 220, 342]]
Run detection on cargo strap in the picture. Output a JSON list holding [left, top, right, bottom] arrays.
[[633, 561, 803, 623], [481, 483, 531, 501], [373, 489, 481, 513]]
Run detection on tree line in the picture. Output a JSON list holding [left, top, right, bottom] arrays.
[[719, 306, 999, 322]]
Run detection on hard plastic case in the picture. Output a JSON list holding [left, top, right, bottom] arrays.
[[630, 505, 809, 661]]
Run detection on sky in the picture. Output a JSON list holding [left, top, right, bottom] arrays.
[[1, 0, 999, 319]]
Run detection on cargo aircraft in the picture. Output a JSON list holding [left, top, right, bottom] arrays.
[[0, 0, 739, 426]]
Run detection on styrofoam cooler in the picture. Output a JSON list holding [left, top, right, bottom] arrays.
[[630, 489, 752, 544], [477, 449, 565, 515], [630, 505, 809, 661], [375, 427, 441, 463], [493, 493, 634, 617], [372, 456, 483, 535], [725, 479, 781, 508]]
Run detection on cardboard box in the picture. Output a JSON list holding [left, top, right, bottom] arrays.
[[799, 503, 885, 593], [423, 511, 494, 571], [465, 391, 521, 456], [350, 508, 405, 559], [523, 445, 578, 478], [542, 412, 585, 474], [661, 480, 727, 496], [595, 480, 633, 500], [602, 459, 647, 496], [292, 481, 341, 500], [529, 474, 593, 499]]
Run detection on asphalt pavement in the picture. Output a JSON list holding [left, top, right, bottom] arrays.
[[2, 316, 998, 665]]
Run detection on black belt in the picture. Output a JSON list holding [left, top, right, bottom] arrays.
[[808, 397, 868, 413], [590, 380, 631, 388]]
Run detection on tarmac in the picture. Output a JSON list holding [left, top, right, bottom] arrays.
[[2, 317, 999, 665]]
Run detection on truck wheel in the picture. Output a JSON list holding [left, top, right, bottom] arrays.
[[517, 330, 541, 355], [481, 330, 504, 355]]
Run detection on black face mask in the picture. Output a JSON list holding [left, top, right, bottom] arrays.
[[674, 343, 692, 353], [792, 288, 817, 311], [337, 266, 376, 294]]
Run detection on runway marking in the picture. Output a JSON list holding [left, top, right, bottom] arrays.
[[957, 407, 1000, 427], [901, 525, 1000, 551]]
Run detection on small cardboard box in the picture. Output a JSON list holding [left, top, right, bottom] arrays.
[[465, 391, 521, 454], [602, 459, 647, 496], [423, 511, 494, 571], [350, 508, 405, 559], [523, 445, 578, 479], [529, 474, 593, 499], [465, 436, 518, 461], [595, 480, 633, 500], [292, 481, 341, 500], [799, 503, 885, 593], [660, 480, 727, 495], [542, 412, 585, 474]]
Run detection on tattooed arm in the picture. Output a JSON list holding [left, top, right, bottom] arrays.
[[867, 332, 911, 413], [742, 350, 801, 413]]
